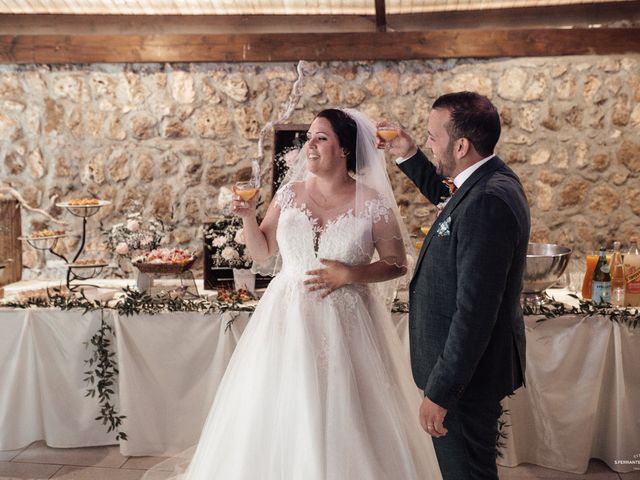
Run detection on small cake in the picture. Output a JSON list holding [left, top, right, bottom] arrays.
[[32, 229, 65, 238], [68, 198, 101, 206]]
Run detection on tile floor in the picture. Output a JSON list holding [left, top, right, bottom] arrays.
[[0, 442, 638, 479]]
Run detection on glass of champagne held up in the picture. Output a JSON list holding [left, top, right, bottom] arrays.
[[233, 180, 259, 212], [377, 123, 400, 150]]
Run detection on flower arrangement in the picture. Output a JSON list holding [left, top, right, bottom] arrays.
[[203, 215, 251, 269], [103, 212, 165, 260]]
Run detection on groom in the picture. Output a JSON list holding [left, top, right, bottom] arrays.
[[381, 92, 530, 479]]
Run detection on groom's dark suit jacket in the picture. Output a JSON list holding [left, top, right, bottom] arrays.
[[399, 150, 530, 409]]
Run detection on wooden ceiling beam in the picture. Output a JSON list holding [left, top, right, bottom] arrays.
[[1, 28, 638, 63], [375, 0, 387, 32]]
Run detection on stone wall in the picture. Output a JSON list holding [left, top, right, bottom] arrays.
[[0, 55, 638, 278]]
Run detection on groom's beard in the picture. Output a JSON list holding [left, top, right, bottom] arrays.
[[433, 141, 456, 177]]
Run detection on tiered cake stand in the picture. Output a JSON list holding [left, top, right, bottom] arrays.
[[20, 200, 111, 291]]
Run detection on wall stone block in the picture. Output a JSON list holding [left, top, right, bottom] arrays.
[[617, 140, 640, 172], [497, 67, 528, 100], [105, 113, 127, 140], [530, 148, 551, 165], [612, 94, 631, 126], [555, 76, 576, 100], [130, 112, 158, 139], [27, 148, 46, 179], [583, 76, 604, 103], [592, 153, 610, 172], [588, 185, 620, 216], [152, 184, 175, 220], [220, 74, 249, 102], [169, 71, 196, 104], [135, 153, 155, 182], [627, 187, 640, 217], [108, 151, 131, 182], [559, 177, 588, 207], [523, 73, 547, 101]]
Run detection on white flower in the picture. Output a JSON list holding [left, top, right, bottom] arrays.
[[140, 235, 153, 246], [212, 236, 227, 247], [115, 242, 129, 255], [221, 246, 240, 261], [127, 219, 140, 232], [234, 228, 245, 245]]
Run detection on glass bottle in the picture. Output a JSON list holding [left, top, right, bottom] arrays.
[[610, 241, 625, 307], [624, 236, 640, 307], [591, 247, 611, 305]]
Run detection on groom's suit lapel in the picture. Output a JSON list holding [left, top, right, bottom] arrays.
[[411, 156, 504, 284]]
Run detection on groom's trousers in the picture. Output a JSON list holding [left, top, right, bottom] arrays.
[[432, 396, 503, 480]]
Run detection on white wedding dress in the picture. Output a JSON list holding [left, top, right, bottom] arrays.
[[157, 183, 442, 480]]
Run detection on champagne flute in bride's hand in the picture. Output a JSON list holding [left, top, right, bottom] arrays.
[[233, 181, 258, 202], [231, 180, 259, 216]]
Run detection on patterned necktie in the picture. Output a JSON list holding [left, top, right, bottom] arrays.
[[442, 178, 457, 195]]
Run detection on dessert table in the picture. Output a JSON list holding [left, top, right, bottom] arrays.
[[0, 282, 638, 473]]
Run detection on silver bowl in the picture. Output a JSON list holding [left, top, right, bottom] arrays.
[[522, 243, 572, 305]]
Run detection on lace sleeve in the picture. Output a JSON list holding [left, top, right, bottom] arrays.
[[365, 194, 392, 225], [274, 183, 295, 210]]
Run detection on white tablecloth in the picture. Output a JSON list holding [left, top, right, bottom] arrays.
[[0, 286, 638, 473], [499, 312, 640, 473]]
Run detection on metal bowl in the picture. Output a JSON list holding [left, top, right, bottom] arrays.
[[522, 243, 572, 304]]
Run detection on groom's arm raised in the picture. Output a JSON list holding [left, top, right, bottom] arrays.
[[376, 125, 449, 206]]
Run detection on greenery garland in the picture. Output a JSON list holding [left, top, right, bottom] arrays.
[[83, 308, 127, 441], [522, 293, 639, 328]]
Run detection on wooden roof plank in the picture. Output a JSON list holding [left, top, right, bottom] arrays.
[[0, 28, 638, 63]]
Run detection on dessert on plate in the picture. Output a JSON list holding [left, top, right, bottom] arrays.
[[67, 198, 101, 206], [31, 229, 65, 238]]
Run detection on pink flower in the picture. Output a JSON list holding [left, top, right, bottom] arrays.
[[234, 228, 245, 245], [221, 246, 240, 261], [212, 236, 227, 247], [127, 220, 140, 232], [115, 242, 129, 255]]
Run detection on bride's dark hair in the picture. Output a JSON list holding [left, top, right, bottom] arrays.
[[316, 108, 358, 173]]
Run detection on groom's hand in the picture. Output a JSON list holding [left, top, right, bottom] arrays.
[[375, 121, 417, 159], [419, 396, 448, 438]]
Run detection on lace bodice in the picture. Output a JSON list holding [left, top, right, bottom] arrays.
[[274, 183, 391, 277]]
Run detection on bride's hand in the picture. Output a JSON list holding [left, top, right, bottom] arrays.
[[230, 195, 257, 219], [304, 259, 352, 298]]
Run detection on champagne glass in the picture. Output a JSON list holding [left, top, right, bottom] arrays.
[[233, 181, 258, 202], [377, 124, 399, 149]]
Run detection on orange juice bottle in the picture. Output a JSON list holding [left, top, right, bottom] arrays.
[[581, 253, 599, 300], [624, 236, 640, 307]]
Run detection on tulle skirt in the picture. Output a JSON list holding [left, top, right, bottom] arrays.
[[145, 273, 441, 480]]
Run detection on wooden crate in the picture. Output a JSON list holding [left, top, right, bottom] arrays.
[[0, 198, 22, 285]]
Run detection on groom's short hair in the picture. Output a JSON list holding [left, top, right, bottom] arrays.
[[432, 92, 501, 158]]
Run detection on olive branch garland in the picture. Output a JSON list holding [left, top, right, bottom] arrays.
[[522, 293, 639, 328], [84, 308, 127, 441]]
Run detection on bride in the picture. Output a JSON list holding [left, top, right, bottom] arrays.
[[150, 108, 441, 479]]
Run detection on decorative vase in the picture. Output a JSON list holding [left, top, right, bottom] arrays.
[[233, 268, 256, 294]]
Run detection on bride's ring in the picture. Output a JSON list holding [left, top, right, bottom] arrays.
[[427, 424, 433, 430]]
